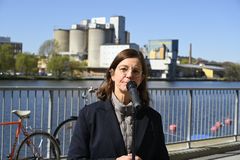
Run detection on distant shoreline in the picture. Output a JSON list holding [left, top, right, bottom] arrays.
[[0, 75, 229, 82]]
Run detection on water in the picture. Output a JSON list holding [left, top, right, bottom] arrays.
[[1, 79, 240, 88]]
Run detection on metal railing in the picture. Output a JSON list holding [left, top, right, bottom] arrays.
[[0, 86, 240, 158]]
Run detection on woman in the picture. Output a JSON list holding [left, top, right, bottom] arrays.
[[68, 49, 169, 160]]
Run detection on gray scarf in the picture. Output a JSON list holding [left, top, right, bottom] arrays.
[[111, 92, 133, 154]]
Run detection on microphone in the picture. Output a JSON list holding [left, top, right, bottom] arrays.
[[127, 81, 141, 108]]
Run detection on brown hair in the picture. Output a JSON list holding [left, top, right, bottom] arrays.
[[96, 48, 150, 106]]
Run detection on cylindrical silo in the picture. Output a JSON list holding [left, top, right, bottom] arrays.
[[54, 29, 69, 52], [88, 28, 106, 67], [69, 29, 88, 54]]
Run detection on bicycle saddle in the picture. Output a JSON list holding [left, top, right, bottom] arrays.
[[12, 110, 31, 119]]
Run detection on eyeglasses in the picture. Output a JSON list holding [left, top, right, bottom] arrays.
[[117, 66, 143, 77]]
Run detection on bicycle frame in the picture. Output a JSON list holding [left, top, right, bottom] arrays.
[[0, 118, 28, 160]]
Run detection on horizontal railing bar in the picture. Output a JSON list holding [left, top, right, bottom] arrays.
[[0, 86, 91, 90]]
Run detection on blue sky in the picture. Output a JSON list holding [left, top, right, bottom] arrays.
[[0, 0, 239, 62]]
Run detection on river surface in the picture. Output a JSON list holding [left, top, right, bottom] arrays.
[[1, 80, 240, 88]]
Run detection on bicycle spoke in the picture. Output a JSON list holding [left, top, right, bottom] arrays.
[[53, 117, 77, 156], [16, 132, 60, 160]]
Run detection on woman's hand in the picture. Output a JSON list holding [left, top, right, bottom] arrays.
[[116, 154, 142, 160]]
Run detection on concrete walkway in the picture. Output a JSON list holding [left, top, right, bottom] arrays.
[[190, 150, 240, 160], [61, 138, 240, 160], [169, 141, 240, 160]]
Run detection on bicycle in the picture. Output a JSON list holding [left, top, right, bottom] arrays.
[[53, 87, 97, 157], [0, 110, 60, 160]]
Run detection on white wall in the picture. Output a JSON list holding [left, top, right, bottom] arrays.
[[100, 44, 139, 67]]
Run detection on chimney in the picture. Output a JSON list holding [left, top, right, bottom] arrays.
[[189, 43, 192, 64]]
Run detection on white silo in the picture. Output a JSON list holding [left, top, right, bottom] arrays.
[[69, 29, 88, 54], [88, 28, 106, 67], [54, 29, 69, 52]]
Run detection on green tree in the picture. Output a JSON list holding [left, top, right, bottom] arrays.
[[68, 60, 88, 78], [223, 62, 240, 81], [179, 57, 190, 64], [0, 44, 15, 74], [38, 39, 59, 57], [178, 56, 197, 64], [47, 55, 70, 78], [69, 61, 81, 78], [15, 52, 38, 75]]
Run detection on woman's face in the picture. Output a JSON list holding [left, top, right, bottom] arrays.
[[111, 58, 144, 94]]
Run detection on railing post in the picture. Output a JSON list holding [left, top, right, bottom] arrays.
[[234, 90, 239, 141], [48, 90, 54, 134], [47, 89, 54, 158], [187, 90, 193, 148], [1, 90, 5, 160]]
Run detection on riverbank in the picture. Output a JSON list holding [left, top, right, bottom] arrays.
[[0, 75, 227, 81], [1, 79, 240, 89]]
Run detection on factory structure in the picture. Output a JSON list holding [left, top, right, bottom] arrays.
[[0, 21, 223, 79], [0, 36, 22, 55], [53, 16, 178, 79], [147, 39, 178, 79], [54, 16, 139, 67]]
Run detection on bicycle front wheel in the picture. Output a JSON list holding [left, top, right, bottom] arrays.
[[53, 116, 77, 156], [16, 131, 60, 160]]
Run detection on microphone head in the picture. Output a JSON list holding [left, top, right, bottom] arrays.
[[127, 81, 137, 90]]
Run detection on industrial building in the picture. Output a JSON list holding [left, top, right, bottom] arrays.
[[100, 44, 139, 67], [147, 39, 179, 79], [0, 36, 22, 55], [54, 16, 135, 68], [177, 63, 224, 79], [53, 16, 180, 79]]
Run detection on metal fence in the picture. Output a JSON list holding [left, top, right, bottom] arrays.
[[0, 86, 240, 158]]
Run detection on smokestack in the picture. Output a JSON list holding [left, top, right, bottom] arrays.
[[189, 43, 192, 64], [159, 44, 166, 59]]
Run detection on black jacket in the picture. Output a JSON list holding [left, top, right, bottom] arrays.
[[68, 100, 169, 160]]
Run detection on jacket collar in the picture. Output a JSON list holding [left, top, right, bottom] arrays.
[[104, 100, 127, 155], [104, 100, 149, 154], [135, 107, 149, 151]]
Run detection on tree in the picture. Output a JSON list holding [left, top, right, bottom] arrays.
[[68, 60, 88, 78], [223, 62, 240, 81], [179, 57, 190, 64], [0, 44, 15, 74], [15, 52, 38, 75], [47, 55, 70, 78], [178, 56, 197, 64], [38, 39, 59, 57], [68, 61, 81, 78]]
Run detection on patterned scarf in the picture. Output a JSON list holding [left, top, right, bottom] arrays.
[[111, 92, 133, 154]]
